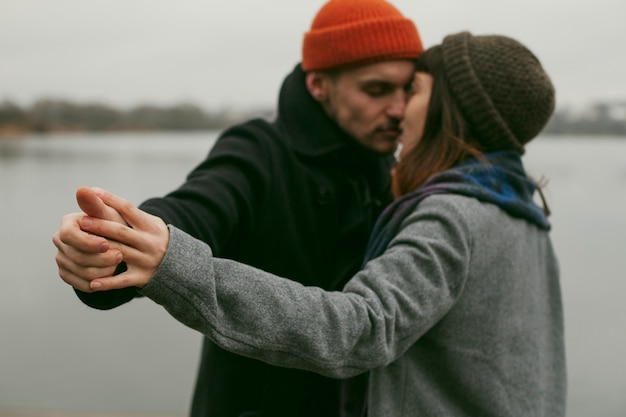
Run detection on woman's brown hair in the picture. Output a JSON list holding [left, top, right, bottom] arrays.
[[392, 46, 484, 198]]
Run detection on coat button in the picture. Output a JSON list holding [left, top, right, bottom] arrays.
[[316, 185, 331, 205]]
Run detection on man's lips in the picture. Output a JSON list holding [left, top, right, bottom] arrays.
[[378, 128, 402, 138]]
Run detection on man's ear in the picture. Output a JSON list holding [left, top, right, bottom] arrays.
[[305, 72, 330, 102]]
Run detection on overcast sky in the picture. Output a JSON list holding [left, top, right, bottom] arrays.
[[2, 0, 624, 111]]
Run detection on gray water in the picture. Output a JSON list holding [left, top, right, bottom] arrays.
[[1, 132, 625, 416]]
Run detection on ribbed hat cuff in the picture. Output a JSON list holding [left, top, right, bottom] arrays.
[[302, 18, 422, 71]]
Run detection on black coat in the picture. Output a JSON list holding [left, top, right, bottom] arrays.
[[77, 65, 394, 417]]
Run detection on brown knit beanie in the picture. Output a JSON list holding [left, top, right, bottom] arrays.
[[302, 0, 423, 71], [441, 32, 555, 153]]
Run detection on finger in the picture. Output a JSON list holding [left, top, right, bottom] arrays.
[[90, 271, 144, 291], [54, 216, 109, 254], [57, 265, 94, 293], [56, 254, 109, 293], [55, 245, 122, 280], [91, 187, 155, 231], [79, 216, 141, 249], [76, 186, 127, 225], [79, 215, 169, 275], [53, 235, 123, 269]]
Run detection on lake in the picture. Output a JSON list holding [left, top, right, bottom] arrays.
[[1, 132, 625, 417]]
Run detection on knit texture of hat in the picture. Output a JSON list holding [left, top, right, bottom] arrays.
[[302, 0, 423, 71], [441, 32, 555, 153]]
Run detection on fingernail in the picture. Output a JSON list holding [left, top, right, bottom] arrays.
[[81, 216, 93, 227], [115, 252, 123, 263], [91, 281, 103, 289], [91, 187, 105, 196]]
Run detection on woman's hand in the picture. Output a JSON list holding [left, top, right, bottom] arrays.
[[71, 187, 170, 291]]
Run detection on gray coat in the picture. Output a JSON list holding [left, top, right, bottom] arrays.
[[141, 194, 567, 417]]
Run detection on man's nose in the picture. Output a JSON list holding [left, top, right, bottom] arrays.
[[387, 90, 407, 120]]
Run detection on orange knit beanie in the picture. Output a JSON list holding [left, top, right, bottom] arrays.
[[302, 0, 423, 71]]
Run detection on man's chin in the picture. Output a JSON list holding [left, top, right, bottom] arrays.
[[353, 132, 398, 155], [372, 140, 398, 155]]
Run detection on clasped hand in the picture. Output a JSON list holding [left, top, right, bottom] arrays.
[[52, 186, 170, 292]]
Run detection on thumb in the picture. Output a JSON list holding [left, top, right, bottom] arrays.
[[76, 186, 127, 225]]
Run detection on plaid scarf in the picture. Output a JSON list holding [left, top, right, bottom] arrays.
[[363, 150, 550, 264]]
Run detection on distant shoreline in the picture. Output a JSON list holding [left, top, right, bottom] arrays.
[[1, 97, 626, 138], [1, 127, 625, 140]]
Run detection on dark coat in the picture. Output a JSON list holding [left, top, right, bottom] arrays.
[[76, 64, 394, 417]]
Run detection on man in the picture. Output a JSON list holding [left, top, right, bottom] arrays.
[[53, 0, 423, 416]]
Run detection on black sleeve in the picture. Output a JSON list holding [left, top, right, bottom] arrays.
[[75, 121, 273, 310], [140, 123, 272, 255]]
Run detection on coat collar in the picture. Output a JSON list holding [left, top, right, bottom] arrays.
[[277, 64, 362, 159]]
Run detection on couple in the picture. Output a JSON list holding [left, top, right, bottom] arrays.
[[53, 0, 566, 416]]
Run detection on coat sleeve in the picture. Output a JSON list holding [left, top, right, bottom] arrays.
[[75, 123, 273, 310], [139, 125, 272, 255], [140, 195, 475, 378]]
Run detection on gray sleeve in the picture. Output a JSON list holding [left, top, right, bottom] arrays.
[[140, 195, 474, 378]]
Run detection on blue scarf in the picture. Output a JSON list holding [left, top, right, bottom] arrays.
[[363, 150, 550, 264]]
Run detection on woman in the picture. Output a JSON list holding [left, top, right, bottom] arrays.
[[56, 32, 566, 416]]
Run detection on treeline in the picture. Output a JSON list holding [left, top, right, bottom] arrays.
[[0, 99, 273, 136], [1, 98, 626, 137], [545, 102, 626, 136]]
